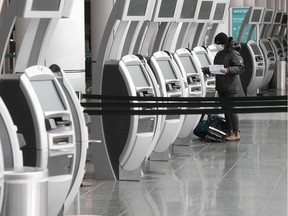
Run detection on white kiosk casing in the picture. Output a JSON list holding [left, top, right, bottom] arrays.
[[239, 40, 265, 96], [0, 65, 76, 216], [51, 65, 89, 212], [192, 46, 215, 96], [0, 140, 3, 215], [118, 55, 158, 170], [0, 98, 23, 169], [173, 48, 206, 138], [259, 38, 276, 88], [149, 51, 185, 153]]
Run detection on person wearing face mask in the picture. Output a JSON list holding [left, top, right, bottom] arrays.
[[202, 32, 245, 141]]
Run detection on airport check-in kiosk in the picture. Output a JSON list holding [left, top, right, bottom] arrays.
[[259, 38, 276, 88], [239, 40, 265, 96], [95, 55, 158, 180], [192, 46, 215, 96], [50, 65, 89, 213], [149, 51, 185, 159], [173, 48, 205, 138], [269, 37, 285, 61], [0, 65, 76, 216]]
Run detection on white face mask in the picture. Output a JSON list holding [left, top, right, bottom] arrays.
[[215, 44, 224, 51]]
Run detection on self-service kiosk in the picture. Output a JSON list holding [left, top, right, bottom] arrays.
[[259, 38, 276, 88], [92, 55, 159, 180], [173, 48, 206, 138], [0, 65, 76, 216], [148, 51, 185, 159], [192, 46, 215, 96], [49, 65, 89, 213], [239, 40, 265, 96], [269, 37, 285, 61]]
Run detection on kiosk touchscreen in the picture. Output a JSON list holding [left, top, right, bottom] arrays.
[[149, 51, 185, 158], [269, 37, 285, 61], [49, 64, 89, 213], [0, 65, 76, 216], [259, 38, 276, 88], [192, 46, 215, 96], [239, 41, 265, 96], [173, 48, 205, 138], [94, 55, 158, 180]]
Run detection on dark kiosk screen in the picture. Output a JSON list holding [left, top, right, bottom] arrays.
[[179, 56, 198, 74], [251, 9, 262, 22], [263, 42, 273, 52], [264, 11, 273, 22], [157, 60, 177, 80], [126, 65, 149, 87], [158, 0, 177, 18], [273, 39, 282, 49], [127, 0, 148, 16], [250, 44, 262, 55], [213, 3, 226, 20], [32, 0, 61, 11], [196, 53, 210, 67], [180, 0, 197, 19], [31, 80, 66, 112], [198, 1, 213, 20]]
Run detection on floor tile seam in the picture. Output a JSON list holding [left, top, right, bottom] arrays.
[[172, 143, 213, 174], [79, 181, 106, 199], [215, 150, 249, 185], [259, 166, 287, 216]]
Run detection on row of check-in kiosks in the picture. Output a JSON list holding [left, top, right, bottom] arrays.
[[0, 35, 287, 215], [0, 65, 89, 215], [91, 34, 288, 180]]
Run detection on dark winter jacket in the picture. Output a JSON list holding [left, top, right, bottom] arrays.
[[213, 40, 245, 95]]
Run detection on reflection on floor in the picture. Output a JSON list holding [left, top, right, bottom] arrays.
[[65, 113, 287, 216]]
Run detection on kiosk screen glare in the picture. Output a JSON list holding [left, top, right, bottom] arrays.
[[31, 0, 61, 11], [126, 65, 149, 87], [213, 3, 226, 20], [251, 9, 262, 22], [158, 0, 177, 18], [263, 42, 273, 52], [196, 53, 210, 67], [127, 0, 148, 16], [198, 1, 213, 20], [180, 0, 197, 19], [31, 80, 65, 112], [264, 11, 273, 23], [179, 56, 198, 74], [157, 60, 177, 80], [250, 44, 262, 55]]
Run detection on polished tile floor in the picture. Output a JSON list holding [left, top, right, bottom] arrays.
[[65, 112, 287, 216]]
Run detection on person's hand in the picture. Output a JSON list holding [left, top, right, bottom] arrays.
[[220, 68, 228, 75]]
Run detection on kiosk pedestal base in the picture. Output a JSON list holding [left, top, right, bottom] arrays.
[[149, 149, 170, 161], [119, 166, 142, 181]]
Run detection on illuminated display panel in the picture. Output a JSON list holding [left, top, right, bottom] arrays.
[[179, 56, 198, 74], [196, 53, 210, 67], [31, 80, 66, 112], [126, 65, 150, 87], [157, 60, 177, 80], [250, 44, 262, 55], [198, 1, 213, 20]]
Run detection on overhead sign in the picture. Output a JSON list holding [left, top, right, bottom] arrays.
[[230, 7, 256, 43]]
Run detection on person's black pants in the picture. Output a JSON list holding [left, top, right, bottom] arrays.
[[217, 91, 239, 132]]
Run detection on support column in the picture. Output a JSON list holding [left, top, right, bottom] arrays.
[[90, 0, 115, 61]]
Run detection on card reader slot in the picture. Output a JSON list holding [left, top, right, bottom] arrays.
[[53, 136, 70, 145]]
